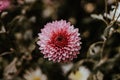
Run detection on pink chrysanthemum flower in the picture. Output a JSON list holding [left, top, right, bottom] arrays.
[[37, 20, 81, 62], [0, 0, 10, 12]]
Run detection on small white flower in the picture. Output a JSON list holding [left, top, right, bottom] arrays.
[[104, 2, 120, 22], [68, 66, 91, 80], [61, 63, 73, 75], [25, 0, 36, 3], [24, 67, 47, 80], [91, 14, 104, 20]]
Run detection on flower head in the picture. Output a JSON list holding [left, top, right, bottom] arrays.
[[24, 67, 47, 80], [68, 66, 91, 80], [37, 20, 81, 62], [0, 0, 10, 12]]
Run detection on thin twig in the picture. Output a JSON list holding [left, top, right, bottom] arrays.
[[0, 52, 12, 57], [112, 0, 118, 21], [115, 13, 120, 22], [103, 18, 109, 25], [87, 41, 103, 57], [105, 0, 108, 21], [95, 74, 99, 80]]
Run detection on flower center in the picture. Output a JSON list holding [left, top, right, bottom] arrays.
[[69, 71, 83, 80], [49, 30, 69, 47], [54, 34, 68, 47], [33, 77, 41, 80], [56, 36, 64, 42]]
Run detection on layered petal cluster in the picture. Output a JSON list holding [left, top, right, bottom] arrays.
[[0, 0, 10, 12], [37, 20, 81, 62]]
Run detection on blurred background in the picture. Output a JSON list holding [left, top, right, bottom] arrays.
[[0, 0, 120, 80]]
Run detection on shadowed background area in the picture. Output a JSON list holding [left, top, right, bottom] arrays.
[[0, 0, 120, 80]]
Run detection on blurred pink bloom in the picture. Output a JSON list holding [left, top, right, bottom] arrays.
[[0, 0, 10, 12], [37, 20, 81, 62]]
